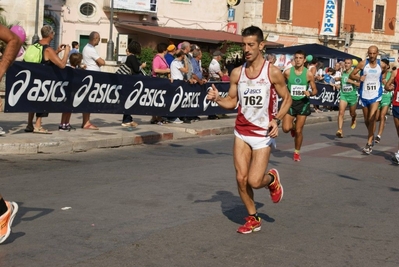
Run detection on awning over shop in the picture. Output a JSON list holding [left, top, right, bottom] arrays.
[[115, 23, 283, 48], [268, 43, 362, 61]]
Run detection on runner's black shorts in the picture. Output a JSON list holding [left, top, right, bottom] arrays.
[[288, 98, 311, 117]]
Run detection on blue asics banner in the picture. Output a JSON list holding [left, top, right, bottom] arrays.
[[5, 61, 340, 115]]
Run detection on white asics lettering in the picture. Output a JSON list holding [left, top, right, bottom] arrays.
[[170, 86, 201, 112], [73, 75, 122, 107], [125, 81, 166, 109], [8, 70, 31, 107]]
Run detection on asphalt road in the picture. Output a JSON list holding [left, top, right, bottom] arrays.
[[1, 118, 398, 267]]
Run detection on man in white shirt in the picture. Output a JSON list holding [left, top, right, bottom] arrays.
[[170, 50, 187, 80], [208, 51, 224, 81], [83, 31, 105, 71], [332, 62, 342, 89], [81, 31, 105, 129], [167, 50, 187, 124]]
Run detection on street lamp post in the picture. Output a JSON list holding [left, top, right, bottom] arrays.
[[32, 0, 40, 43], [106, 0, 115, 61]]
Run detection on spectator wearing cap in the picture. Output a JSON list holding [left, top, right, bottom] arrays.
[[165, 44, 176, 66], [208, 51, 224, 81]]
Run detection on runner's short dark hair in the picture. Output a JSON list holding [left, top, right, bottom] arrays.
[[241, 26, 264, 43]]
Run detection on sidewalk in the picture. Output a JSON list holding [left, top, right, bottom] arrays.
[[0, 110, 362, 154]]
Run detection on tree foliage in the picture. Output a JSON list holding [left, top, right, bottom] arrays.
[[139, 46, 156, 74]]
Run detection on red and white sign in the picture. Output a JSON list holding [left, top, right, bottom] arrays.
[[227, 22, 238, 34]]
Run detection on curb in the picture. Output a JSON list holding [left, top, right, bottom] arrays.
[[0, 132, 174, 154], [0, 111, 363, 155]]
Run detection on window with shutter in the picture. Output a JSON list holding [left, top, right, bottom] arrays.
[[374, 5, 384, 30], [279, 0, 291, 20]]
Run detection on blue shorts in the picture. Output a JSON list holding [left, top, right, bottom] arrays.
[[359, 96, 382, 107], [393, 106, 399, 119]]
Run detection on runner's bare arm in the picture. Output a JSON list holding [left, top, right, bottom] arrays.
[[269, 65, 292, 120], [267, 65, 292, 137], [305, 71, 318, 97], [0, 25, 22, 80], [206, 66, 240, 109], [46, 45, 71, 69], [385, 69, 397, 91], [347, 75, 360, 87], [349, 60, 365, 81], [282, 68, 290, 82]]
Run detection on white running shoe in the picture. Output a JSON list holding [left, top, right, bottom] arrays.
[[171, 118, 183, 124], [0, 201, 19, 244], [392, 153, 399, 165], [362, 143, 373, 155]]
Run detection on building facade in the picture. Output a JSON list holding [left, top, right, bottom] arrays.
[[255, 0, 399, 60], [33, 0, 245, 61], [5, 0, 397, 62]]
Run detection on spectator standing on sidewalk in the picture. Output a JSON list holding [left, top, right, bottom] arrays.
[[0, 24, 21, 243], [221, 67, 230, 81], [59, 53, 87, 131], [208, 51, 224, 120], [167, 49, 187, 124], [208, 51, 223, 81], [165, 44, 176, 67], [191, 48, 207, 86], [151, 42, 170, 125], [178, 41, 197, 123], [118, 41, 146, 127], [69, 41, 79, 56], [265, 53, 276, 65], [82, 31, 105, 130], [25, 25, 71, 134]]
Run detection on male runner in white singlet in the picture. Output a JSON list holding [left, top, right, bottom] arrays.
[[350, 45, 388, 154], [207, 26, 292, 234]]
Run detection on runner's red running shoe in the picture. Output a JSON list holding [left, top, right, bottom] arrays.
[[267, 169, 283, 203], [237, 216, 261, 234], [293, 152, 301, 162]]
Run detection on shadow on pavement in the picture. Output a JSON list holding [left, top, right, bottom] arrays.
[[193, 190, 274, 225]]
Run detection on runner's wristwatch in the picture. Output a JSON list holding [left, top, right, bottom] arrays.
[[273, 118, 281, 126]]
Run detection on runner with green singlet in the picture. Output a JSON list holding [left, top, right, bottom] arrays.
[[282, 50, 318, 162], [336, 58, 360, 138], [375, 59, 394, 144]]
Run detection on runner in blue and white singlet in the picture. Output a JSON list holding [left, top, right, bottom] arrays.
[[350, 45, 389, 155], [358, 59, 383, 106]]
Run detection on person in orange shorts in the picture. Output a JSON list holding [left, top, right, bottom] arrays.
[[0, 24, 21, 244]]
